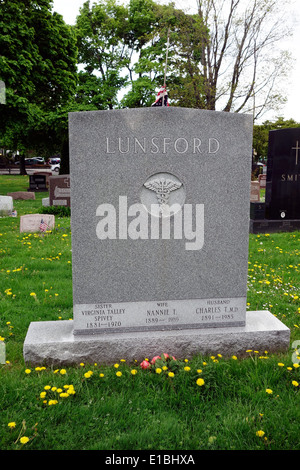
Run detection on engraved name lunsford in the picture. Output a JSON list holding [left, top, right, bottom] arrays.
[[105, 136, 220, 154]]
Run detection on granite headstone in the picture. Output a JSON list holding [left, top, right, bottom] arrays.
[[0, 195, 13, 216], [20, 214, 55, 233], [28, 174, 48, 192], [49, 175, 71, 207], [265, 128, 300, 220], [23, 108, 290, 364]]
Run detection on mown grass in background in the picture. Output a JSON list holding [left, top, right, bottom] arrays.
[[0, 176, 299, 451]]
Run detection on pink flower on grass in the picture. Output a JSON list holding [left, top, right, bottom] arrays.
[[140, 360, 151, 369], [151, 356, 161, 364]]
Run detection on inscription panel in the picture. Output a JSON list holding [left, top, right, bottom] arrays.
[[74, 297, 246, 334]]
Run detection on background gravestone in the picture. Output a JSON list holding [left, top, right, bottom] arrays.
[[250, 127, 300, 233], [265, 128, 300, 220], [49, 175, 71, 207], [23, 108, 290, 364], [28, 174, 48, 192]]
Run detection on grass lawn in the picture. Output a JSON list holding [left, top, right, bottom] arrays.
[[0, 175, 299, 451]]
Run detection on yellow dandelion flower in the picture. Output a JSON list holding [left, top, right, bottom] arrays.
[[256, 430, 265, 438], [168, 372, 174, 378], [60, 369, 66, 375], [131, 369, 137, 375], [116, 371, 122, 377], [266, 388, 273, 394], [25, 369, 31, 374], [278, 363, 285, 367], [8, 422, 16, 429], [184, 366, 191, 372], [292, 381, 299, 387], [155, 368, 162, 374], [196, 378, 205, 386], [20, 436, 30, 444]]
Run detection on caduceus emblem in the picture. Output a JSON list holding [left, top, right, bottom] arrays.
[[144, 177, 182, 213]]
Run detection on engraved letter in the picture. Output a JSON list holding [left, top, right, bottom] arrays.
[[209, 138, 220, 154], [174, 138, 189, 154], [106, 137, 115, 154]]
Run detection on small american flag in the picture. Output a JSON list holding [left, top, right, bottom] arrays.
[[151, 86, 169, 107], [39, 218, 49, 232]]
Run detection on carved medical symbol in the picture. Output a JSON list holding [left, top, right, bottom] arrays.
[[144, 177, 182, 211]]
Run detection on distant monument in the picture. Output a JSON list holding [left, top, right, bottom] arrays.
[[250, 127, 300, 233]]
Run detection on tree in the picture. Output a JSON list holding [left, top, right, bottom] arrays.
[[196, 0, 293, 120], [75, 0, 129, 110], [75, 0, 209, 109], [0, 0, 77, 172]]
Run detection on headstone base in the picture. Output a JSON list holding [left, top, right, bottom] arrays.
[[250, 219, 300, 234], [23, 311, 290, 365]]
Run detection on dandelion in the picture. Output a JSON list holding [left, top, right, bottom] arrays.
[[266, 388, 273, 394], [168, 372, 174, 378], [114, 363, 120, 368], [116, 371, 122, 377], [44, 385, 51, 390], [40, 392, 47, 399], [232, 355, 238, 360], [8, 422, 16, 429], [48, 400, 58, 406], [20, 436, 30, 445], [184, 366, 191, 372], [256, 430, 265, 438], [292, 381, 299, 387], [293, 363, 300, 369], [278, 363, 285, 367], [130, 369, 137, 375], [60, 369, 66, 375], [155, 368, 162, 374], [84, 371, 93, 378], [25, 369, 31, 374], [99, 373, 105, 378], [30, 292, 36, 297], [196, 378, 205, 386], [59, 392, 70, 398]]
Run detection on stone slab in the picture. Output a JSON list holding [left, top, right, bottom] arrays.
[[42, 197, 50, 207], [0, 195, 13, 216], [20, 213, 55, 233], [23, 310, 290, 365], [7, 191, 35, 200], [250, 218, 300, 234]]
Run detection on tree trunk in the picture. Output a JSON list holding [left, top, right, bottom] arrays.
[[19, 154, 27, 175]]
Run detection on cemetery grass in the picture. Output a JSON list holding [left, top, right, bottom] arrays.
[[0, 176, 300, 451]]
